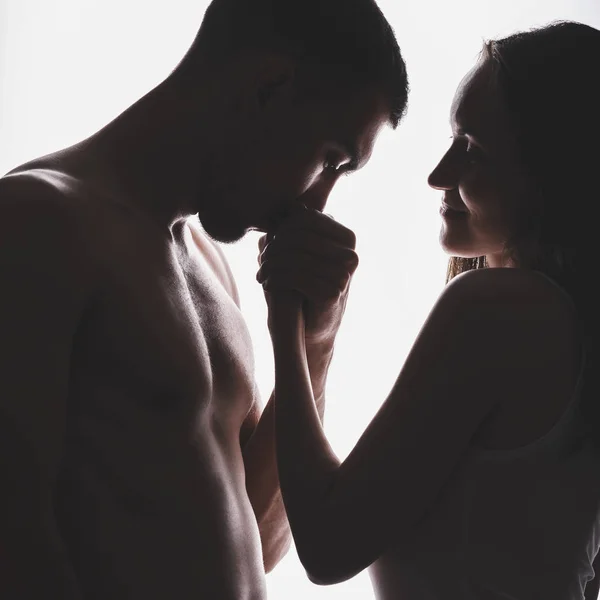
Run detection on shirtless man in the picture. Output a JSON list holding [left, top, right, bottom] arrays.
[[0, 0, 407, 598]]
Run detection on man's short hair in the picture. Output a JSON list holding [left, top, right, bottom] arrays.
[[181, 0, 408, 127]]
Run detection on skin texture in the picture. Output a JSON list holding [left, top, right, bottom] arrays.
[[262, 58, 582, 595], [0, 50, 390, 599]]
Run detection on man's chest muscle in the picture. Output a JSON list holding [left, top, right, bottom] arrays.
[[72, 247, 256, 432]]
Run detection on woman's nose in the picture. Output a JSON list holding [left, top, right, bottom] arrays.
[[427, 154, 457, 191]]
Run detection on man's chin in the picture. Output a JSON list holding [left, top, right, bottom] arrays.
[[197, 205, 281, 243], [198, 213, 248, 244], [204, 226, 248, 245]]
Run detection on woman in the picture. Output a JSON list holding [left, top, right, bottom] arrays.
[[258, 20, 600, 600]]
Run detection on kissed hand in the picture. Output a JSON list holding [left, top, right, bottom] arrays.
[[256, 203, 359, 349]]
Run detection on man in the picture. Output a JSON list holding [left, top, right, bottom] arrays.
[[0, 0, 407, 597]]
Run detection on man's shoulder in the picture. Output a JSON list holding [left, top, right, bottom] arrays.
[[0, 167, 87, 223], [0, 168, 100, 285]]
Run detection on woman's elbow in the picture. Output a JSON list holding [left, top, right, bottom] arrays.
[[263, 532, 292, 574], [304, 565, 351, 586], [292, 514, 378, 584]]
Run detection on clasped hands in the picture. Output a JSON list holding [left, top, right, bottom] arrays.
[[256, 203, 359, 352]]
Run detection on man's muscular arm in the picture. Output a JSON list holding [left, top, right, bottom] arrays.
[[0, 176, 93, 599], [239, 394, 291, 572], [191, 214, 340, 572], [253, 205, 358, 571], [189, 222, 293, 572], [239, 348, 333, 573]]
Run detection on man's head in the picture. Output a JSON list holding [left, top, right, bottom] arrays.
[[168, 0, 408, 243]]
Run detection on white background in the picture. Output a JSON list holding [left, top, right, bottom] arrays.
[[1, 1, 599, 598]]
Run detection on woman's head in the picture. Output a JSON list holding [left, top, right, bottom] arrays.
[[428, 59, 534, 270], [428, 21, 600, 282]]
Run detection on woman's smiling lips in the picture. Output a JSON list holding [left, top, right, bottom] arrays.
[[440, 200, 468, 218]]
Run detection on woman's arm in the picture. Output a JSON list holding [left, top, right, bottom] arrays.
[[270, 269, 578, 585], [270, 293, 342, 578]]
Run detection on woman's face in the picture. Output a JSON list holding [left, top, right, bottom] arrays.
[[428, 59, 535, 267]]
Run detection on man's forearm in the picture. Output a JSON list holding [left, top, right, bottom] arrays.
[[242, 342, 333, 572], [243, 394, 291, 572], [241, 331, 335, 573]]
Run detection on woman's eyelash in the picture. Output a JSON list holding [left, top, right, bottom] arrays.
[[450, 135, 481, 155]]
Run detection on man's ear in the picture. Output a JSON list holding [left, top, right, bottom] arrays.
[[254, 55, 295, 110]]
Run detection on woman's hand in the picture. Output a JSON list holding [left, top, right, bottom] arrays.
[[256, 203, 359, 348]]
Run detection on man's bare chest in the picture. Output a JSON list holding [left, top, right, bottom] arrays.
[[71, 233, 256, 431]]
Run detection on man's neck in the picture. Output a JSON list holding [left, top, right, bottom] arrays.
[[76, 81, 214, 232]]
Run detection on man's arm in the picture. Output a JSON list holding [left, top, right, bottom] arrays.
[[189, 215, 338, 572], [188, 221, 294, 572], [0, 176, 92, 598], [239, 394, 291, 572], [239, 346, 332, 573], [249, 205, 356, 572]]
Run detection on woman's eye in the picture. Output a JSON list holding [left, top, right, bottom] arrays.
[[450, 135, 483, 162], [465, 140, 485, 163]]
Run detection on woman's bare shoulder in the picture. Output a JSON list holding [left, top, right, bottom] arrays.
[[440, 267, 577, 327], [434, 268, 580, 398]]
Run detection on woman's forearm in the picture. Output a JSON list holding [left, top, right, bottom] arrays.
[[271, 301, 340, 565]]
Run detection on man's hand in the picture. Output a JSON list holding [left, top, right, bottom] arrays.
[[256, 203, 359, 350]]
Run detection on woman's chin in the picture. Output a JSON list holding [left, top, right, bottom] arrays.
[[439, 234, 481, 259]]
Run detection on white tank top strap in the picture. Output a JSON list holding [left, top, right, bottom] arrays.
[[475, 270, 587, 463]]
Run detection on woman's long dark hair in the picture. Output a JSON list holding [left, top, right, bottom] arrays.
[[447, 21, 600, 443]]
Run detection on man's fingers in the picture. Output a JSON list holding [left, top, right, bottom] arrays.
[[262, 269, 341, 304], [257, 234, 269, 265], [259, 230, 359, 272], [258, 234, 269, 253], [257, 233, 277, 265], [274, 205, 356, 250], [257, 254, 352, 298]]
